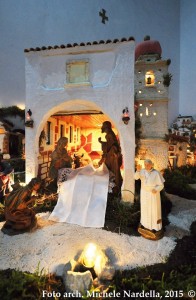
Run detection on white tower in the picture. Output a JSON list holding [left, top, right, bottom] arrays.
[[135, 36, 171, 170]]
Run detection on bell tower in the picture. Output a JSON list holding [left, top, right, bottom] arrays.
[[135, 36, 171, 170]]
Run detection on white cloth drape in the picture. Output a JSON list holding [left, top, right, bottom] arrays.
[[134, 169, 165, 231], [49, 164, 109, 228]]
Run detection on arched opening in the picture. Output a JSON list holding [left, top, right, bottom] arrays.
[[36, 100, 123, 185], [145, 70, 155, 86]]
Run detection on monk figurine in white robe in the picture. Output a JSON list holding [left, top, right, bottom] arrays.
[[134, 159, 165, 240]]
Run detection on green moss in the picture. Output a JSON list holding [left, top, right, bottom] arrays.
[[0, 265, 64, 300], [114, 265, 196, 299]]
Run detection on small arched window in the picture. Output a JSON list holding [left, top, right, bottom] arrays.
[[145, 71, 155, 86]]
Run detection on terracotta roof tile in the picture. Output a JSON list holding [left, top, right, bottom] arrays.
[[24, 37, 135, 53]]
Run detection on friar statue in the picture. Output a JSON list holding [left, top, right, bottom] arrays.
[[134, 159, 165, 240], [1, 177, 42, 235], [98, 121, 123, 196]]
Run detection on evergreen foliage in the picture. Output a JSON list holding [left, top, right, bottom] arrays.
[[163, 73, 172, 87], [163, 168, 196, 199], [0, 106, 25, 119]]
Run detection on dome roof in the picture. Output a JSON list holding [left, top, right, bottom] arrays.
[[135, 36, 162, 61]]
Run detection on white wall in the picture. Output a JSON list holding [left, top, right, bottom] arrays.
[[179, 0, 196, 118], [0, 0, 180, 123], [25, 41, 135, 201]]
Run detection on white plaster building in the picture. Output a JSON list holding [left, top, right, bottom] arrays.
[[25, 38, 135, 202]]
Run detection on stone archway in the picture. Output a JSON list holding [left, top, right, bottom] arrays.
[[26, 99, 135, 201]]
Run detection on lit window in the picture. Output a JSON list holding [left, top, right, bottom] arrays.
[[46, 121, 51, 145], [60, 125, 64, 138], [146, 107, 149, 116], [145, 71, 155, 86], [76, 127, 80, 143], [69, 126, 73, 143]]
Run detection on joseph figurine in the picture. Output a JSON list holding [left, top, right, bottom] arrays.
[[98, 121, 123, 196]]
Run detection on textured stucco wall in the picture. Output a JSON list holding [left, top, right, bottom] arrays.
[[25, 41, 135, 201], [137, 139, 168, 171], [137, 101, 168, 139]]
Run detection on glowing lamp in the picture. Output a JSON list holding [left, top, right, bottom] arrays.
[[26, 109, 32, 120], [122, 107, 130, 125], [82, 243, 97, 268], [25, 109, 34, 128]]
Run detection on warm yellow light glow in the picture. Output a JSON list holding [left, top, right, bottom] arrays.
[[0, 128, 6, 134], [146, 107, 149, 116], [138, 90, 142, 94], [140, 113, 143, 117], [94, 254, 103, 274], [17, 103, 25, 110], [145, 71, 155, 86], [26, 172, 36, 184], [153, 112, 157, 116], [137, 159, 145, 168], [158, 90, 161, 93], [139, 103, 143, 106], [82, 243, 97, 268]]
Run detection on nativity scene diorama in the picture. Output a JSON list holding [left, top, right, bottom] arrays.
[[0, 36, 196, 297], [1, 36, 196, 240], [23, 36, 167, 240]]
